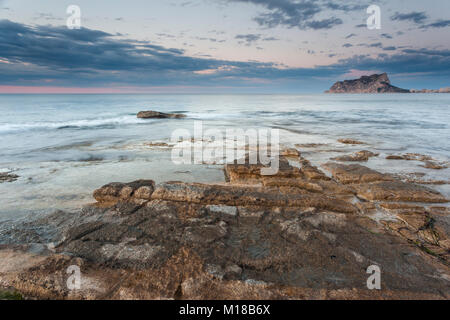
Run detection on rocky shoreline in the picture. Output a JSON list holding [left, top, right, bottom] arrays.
[[0, 146, 449, 300]]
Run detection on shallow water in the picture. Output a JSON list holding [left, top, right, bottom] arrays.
[[0, 94, 449, 221]]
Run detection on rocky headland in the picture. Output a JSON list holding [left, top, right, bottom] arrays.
[[326, 73, 449, 94], [326, 73, 410, 93], [0, 146, 449, 300]]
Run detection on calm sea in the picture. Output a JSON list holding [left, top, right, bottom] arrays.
[[0, 94, 449, 221]]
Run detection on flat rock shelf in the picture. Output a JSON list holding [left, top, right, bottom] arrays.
[[0, 150, 449, 300]]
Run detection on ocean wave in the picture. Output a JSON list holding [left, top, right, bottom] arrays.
[[0, 115, 151, 133], [184, 112, 242, 120]]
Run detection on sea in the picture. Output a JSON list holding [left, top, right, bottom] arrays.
[[0, 94, 449, 224]]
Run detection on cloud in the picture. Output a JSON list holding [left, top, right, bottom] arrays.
[[420, 20, 450, 29], [229, 0, 367, 30], [1, 19, 321, 88], [262, 36, 279, 41], [357, 42, 383, 48], [1, 19, 449, 91], [34, 13, 64, 21], [337, 51, 450, 76], [402, 48, 450, 57], [306, 17, 342, 30], [235, 33, 261, 45], [390, 11, 427, 24]]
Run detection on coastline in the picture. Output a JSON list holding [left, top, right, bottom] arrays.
[[0, 143, 449, 300]]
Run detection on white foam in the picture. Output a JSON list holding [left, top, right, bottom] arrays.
[[0, 115, 149, 133]]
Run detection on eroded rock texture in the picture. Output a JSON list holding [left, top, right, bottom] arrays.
[[1, 154, 449, 300]]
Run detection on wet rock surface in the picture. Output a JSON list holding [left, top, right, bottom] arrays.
[[332, 150, 379, 162], [421, 161, 448, 170], [0, 172, 19, 183], [386, 153, 448, 170], [1, 154, 449, 300], [137, 111, 186, 119], [322, 163, 394, 184], [337, 139, 365, 145], [354, 181, 448, 203]]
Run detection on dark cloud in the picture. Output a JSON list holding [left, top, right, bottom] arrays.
[[1, 19, 448, 90], [306, 17, 342, 30], [402, 48, 450, 57], [420, 20, 450, 29], [345, 33, 356, 39], [342, 43, 353, 48], [383, 46, 396, 51], [357, 42, 383, 48], [195, 36, 226, 43], [369, 42, 382, 48], [0, 19, 204, 73], [337, 51, 450, 76], [324, 2, 366, 11], [229, 0, 366, 30], [262, 36, 279, 41], [391, 11, 427, 24], [235, 33, 261, 45], [381, 33, 392, 39]]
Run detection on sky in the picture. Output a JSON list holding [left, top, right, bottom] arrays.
[[0, 0, 449, 93]]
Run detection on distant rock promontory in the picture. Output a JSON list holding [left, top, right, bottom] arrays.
[[325, 73, 410, 93], [410, 87, 450, 93]]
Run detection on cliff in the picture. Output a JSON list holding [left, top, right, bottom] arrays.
[[326, 73, 410, 93]]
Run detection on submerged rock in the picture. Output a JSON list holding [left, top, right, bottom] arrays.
[[421, 161, 447, 170], [0, 172, 19, 183], [386, 155, 405, 160], [281, 148, 301, 158], [137, 111, 186, 119], [337, 138, 365, 145], [386, 153, 433, 161], [332, 150, 379, 162], [385, 153, 447, 170]]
